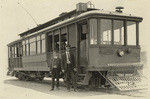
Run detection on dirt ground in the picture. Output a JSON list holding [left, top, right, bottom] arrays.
[[0, 76, 148, 99]]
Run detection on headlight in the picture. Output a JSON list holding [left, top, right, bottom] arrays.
[[118, 50, 124, 57]]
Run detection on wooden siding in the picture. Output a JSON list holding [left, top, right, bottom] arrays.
[[22, 53, 48, 68], [89, 47, 140, 67]]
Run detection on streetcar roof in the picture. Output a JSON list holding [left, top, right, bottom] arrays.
[[7, 38, 22, 46], [19, 9, 143, 38]]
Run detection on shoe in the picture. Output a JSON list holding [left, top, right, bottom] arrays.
[[50, 89, 54, 91]]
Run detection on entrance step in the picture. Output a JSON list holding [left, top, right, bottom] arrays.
[[78, 74, 86, 76]]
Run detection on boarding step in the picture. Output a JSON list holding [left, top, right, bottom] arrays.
[[107, 76, 147, 91], [76, 80, 84, 85], [78, 74, 86, 76]]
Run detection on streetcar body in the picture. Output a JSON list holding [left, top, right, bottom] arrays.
[[7, 3, 146, 91]]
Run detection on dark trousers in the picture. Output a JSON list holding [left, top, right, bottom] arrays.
[[65, 65, 77, 91], [51, 68, 60, 89]]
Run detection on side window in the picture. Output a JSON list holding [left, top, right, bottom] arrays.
[[22, 40, 26, 56], [100, 19, 112, 45], [12, 46, 14, 58], [90, 18, 97, 45], [54, 34, 59, 51], [41, 34, 46, 53], [26, 40, 29, 56], [81, 24, 87, 40], [8, 47, 11, 58], [61, 27, 67, 51], [29, 38, 36, 55], [37, 36, 41, 54], [127, 21, 136, 45]]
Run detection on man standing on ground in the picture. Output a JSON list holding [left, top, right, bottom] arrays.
[[62, 45, 77, 92], [50, 51, 61, 91]]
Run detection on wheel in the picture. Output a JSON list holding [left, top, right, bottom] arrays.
[[20, 75, 29, 81], [38, 77, 44, 81], [17, 73, 23, 80]]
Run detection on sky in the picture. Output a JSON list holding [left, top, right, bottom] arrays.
[[0, 0, 150, 74]]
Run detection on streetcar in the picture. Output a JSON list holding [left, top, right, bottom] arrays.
[[7, 2, 146, 91]]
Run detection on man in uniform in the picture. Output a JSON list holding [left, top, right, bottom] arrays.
[[50, 51, 61, 91], [62, 45, 77, 92]]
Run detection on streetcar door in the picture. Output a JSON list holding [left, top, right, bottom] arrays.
[[78, 23, 88, 67]]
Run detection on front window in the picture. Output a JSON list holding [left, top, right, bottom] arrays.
[[90, 18, 97, 45], [100, 19, 112, 45], [114, 20, 124, 45], [127, 21, 136, 45]]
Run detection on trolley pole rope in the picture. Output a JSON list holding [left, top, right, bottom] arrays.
[[92, 66, 114, 87]]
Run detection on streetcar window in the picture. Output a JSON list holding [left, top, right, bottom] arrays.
[[127, 21, 136, 45], [16, 45, 19, 57], [61, 27, 67, 51], [29, 38, 36, 55], [37, 36, 41, 54], [22, 41, 26, 56], [8, 47, 11, 58], [41, 34, 46, 53], [37, 36, 40, 40], [41, 34, 45, 39], [41, 39, 45, 53], [12, 46, 14, 58], [61, 34, 67, 51], [14, 46, 17, 57], [90, 18, 97, 44], [54, 34, 59, 51], [26, 40, 29, 56], [114, 20, 124, 45], [100, 19, 112, 45], [30, 42, 36, 55], [81, 24, 87, 40], [47, 35, 53, 52]]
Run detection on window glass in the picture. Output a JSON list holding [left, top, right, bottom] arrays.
[[8, 47, 11, 58], [29, 37, 35, 43], [90, 18, 97, 44], [22, 40, 26, 56], [23, 40, 25, 45], [23, 44, 26, 56], [41, 34, 45, 39], [26, 40, 29, 56], [30, 42, 36, 55], [37, 36, 40, 41], [127, 21, 136, 45], [54, 34, 59, 51], [41, 39, 45, 53], [37, 41, 41, 54], [100, 19, 112, 45], [82, 25, 87, 34], [20, 44, 22, 57], [26, 44, 29, 55], [14, 46, 17, 57], [114, 20, 124, 45], [12, 46, 14, 58]]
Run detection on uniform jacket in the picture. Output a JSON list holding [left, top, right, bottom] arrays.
[[50, 58, 61, 71], [61, 51, 75, 72]]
